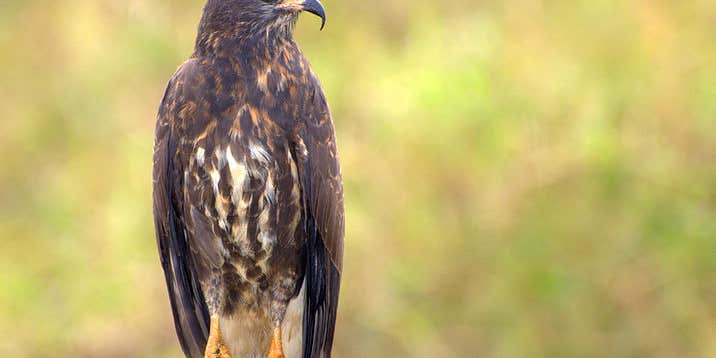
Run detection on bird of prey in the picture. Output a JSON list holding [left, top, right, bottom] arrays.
[[152, 0, 343, 357]]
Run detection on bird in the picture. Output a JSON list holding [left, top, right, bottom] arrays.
[[151, 0, 343, 357]]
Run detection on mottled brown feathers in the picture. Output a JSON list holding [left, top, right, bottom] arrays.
[[153, 1, 343, 357]]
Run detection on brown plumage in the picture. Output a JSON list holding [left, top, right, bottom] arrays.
[[152, 1, 343, 357]]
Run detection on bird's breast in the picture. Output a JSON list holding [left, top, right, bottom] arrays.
[[184, 114, 304, 310]]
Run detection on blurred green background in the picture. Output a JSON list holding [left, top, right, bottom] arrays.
[[1, 0, 715, 357]]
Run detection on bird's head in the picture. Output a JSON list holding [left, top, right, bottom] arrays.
[[197, 0, 326, 49]]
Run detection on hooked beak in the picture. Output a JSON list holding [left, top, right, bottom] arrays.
[[299, 0, 326, 30]]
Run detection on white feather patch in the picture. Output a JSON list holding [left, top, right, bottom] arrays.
[[196, 147, 205, 167], [281, 278, 306, 358], [249, 140, 271, 165], [227, 146, 251, 247]]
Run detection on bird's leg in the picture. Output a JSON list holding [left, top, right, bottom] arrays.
[[205, 315, 232, 358], [266, 327, 285, 358]]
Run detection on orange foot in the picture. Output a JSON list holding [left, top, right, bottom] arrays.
[[205, 315, 232, 358], [267, 327, 285, 358]]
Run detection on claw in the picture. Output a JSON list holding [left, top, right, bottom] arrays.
[[267, 327, 285, 358], [205, 315, 232, 358]]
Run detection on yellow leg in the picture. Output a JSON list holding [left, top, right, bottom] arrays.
[[205, 315, 232, 358], [267, 327, 285, 358]]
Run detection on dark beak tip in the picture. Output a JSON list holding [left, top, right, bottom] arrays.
[[300, 0, 326, 30]]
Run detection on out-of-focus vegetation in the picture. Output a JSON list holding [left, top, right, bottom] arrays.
[[1, 0, 715, 356]]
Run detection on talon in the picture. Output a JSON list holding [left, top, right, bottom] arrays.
[[267, 327, 285, 358], [205, 315, 232, 358]]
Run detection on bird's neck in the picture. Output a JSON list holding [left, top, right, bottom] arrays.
[[193, 6, 298, 67], [194, 31, 294, 66]]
